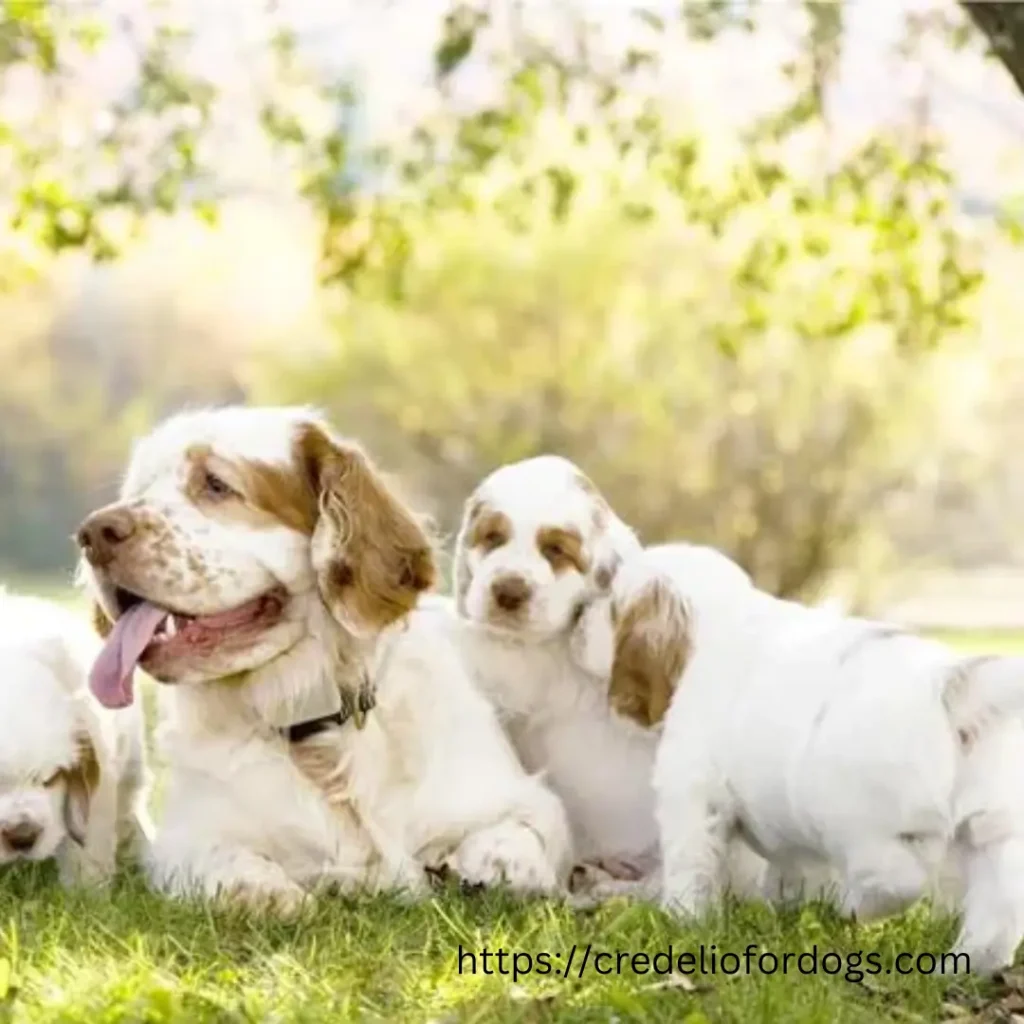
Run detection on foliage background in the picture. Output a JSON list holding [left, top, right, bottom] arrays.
[[2, 0, 1024, 616]]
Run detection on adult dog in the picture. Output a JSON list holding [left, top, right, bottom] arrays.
[[76, 406, 570, 912], [447, 457, 766, 898], [602, 542, 1024, 974]]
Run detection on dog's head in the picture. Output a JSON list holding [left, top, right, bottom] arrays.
[[76, 406, 436, 707], [603, 544, 752, 728], [453, 456, 639, 640], [0, 638, 101, 863]]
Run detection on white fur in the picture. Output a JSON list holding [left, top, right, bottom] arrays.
[[79, 407, 570, 911], [616, 543, 1024, 974], [450, 459, 767, 899], [451, 458, 655, 869], [0, 591, 150, 887]]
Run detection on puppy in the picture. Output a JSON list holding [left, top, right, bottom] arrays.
[[602, 542, 1024, 974], [448, 457, 767, 900], [0, 591, 150, 887]]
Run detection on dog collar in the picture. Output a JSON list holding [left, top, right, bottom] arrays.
[[281, 670, 376, 744], [283, 710, 349, 744]]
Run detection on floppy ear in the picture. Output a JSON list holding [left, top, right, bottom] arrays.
[[297, 422, 436, 633], [452, 497, 482, 616], [608, 579, 690, 728], [575, 472, 641, 595], [63, 732, 101, 846]]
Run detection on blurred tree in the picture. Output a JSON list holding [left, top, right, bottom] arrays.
[[0, 0, 1003, 602], [0, 0, 219, 573], [251, 0, 984, 601]]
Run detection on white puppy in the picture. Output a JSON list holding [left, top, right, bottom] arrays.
[[601, 542, 1024, 974], [451, 456, 651, 878], [0, 591, 150, 887], [449, 457, 766, 898], [75, 406, 569, 912]]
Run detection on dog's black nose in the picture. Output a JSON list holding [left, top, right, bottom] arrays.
[[2, 820, 41, 853], [491, 575, 532, 613]]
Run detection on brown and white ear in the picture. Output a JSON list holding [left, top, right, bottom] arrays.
[[590, 514, 641, 595], [297, 421, 437, 633], [574, 471, 641, 595], [608, 579, 690, 729], [452, 497, 482, 616], [63, 732, 101, 846]]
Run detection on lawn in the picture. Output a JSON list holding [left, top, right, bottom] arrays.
[[0, 581, 1020, 1022], [0, 864, 994, 1024]]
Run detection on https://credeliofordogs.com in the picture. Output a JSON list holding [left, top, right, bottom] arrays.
[[456, 943, 971, 983]]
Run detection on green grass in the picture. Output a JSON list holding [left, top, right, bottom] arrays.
[[0, 579, 1019, 1021], [0, 864, 989, 1023]]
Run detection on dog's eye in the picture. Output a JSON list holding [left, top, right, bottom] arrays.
[[541, 541, 565, 562], [203, 471, 234, 500], [481, 531, 506, 551]]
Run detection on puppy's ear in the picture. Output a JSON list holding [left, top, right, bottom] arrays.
[[575, 471, 640, 595], [452, 497, 482, 616], [608, 579, 690, 728], [297, 422, 436, 633], [63, 732, 101, 846]]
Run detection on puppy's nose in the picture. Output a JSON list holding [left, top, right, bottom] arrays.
[[76, 508, 136, 567], [2, 820, 41, 853], [491, 575, 533, 613]]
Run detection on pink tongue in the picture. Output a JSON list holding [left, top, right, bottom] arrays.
[[89, 602, 169, 709]]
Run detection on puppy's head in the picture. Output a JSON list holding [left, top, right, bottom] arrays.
[[0, 644, 101, 863], [453, 456, 639, 639], [76, 406, 436, 707], [604, 544, 752, 728]]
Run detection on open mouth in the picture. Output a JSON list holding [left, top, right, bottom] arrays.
[[90, 584, 288, 710]]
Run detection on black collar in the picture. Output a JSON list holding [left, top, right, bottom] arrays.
[[283, 710, 350, 744], [281, 673, 377, 744]]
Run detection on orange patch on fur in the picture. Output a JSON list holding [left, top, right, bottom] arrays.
[[467, 505, 512, 553], [298, 423, 437, 632], [184, 445, 318, 535], [61, 731, 101, 844], [536, 525, 588, 575], [608, 579, 691, 728]]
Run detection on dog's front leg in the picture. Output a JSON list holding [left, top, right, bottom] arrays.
[[149, 838, 311, 917], [654, 751, 731, 918]]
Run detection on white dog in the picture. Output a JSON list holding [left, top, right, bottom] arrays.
[[600, 542, 1024, 974], [0, 590, 150, 887], [76, 406, 569, 913], [448, 457, 766, 899]]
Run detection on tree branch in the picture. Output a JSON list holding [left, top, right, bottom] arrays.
[[961, 1, 1024, 97]]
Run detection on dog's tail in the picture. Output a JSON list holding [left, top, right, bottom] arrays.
[[944, 655, 1024, 740]]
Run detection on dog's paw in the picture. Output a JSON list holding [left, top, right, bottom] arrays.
[[449, 822, 557, 894], [569, 858, 658, 907], [58, 846, 115, 890], [219, 878, 312, 918], [660, 878, 713, 920]]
